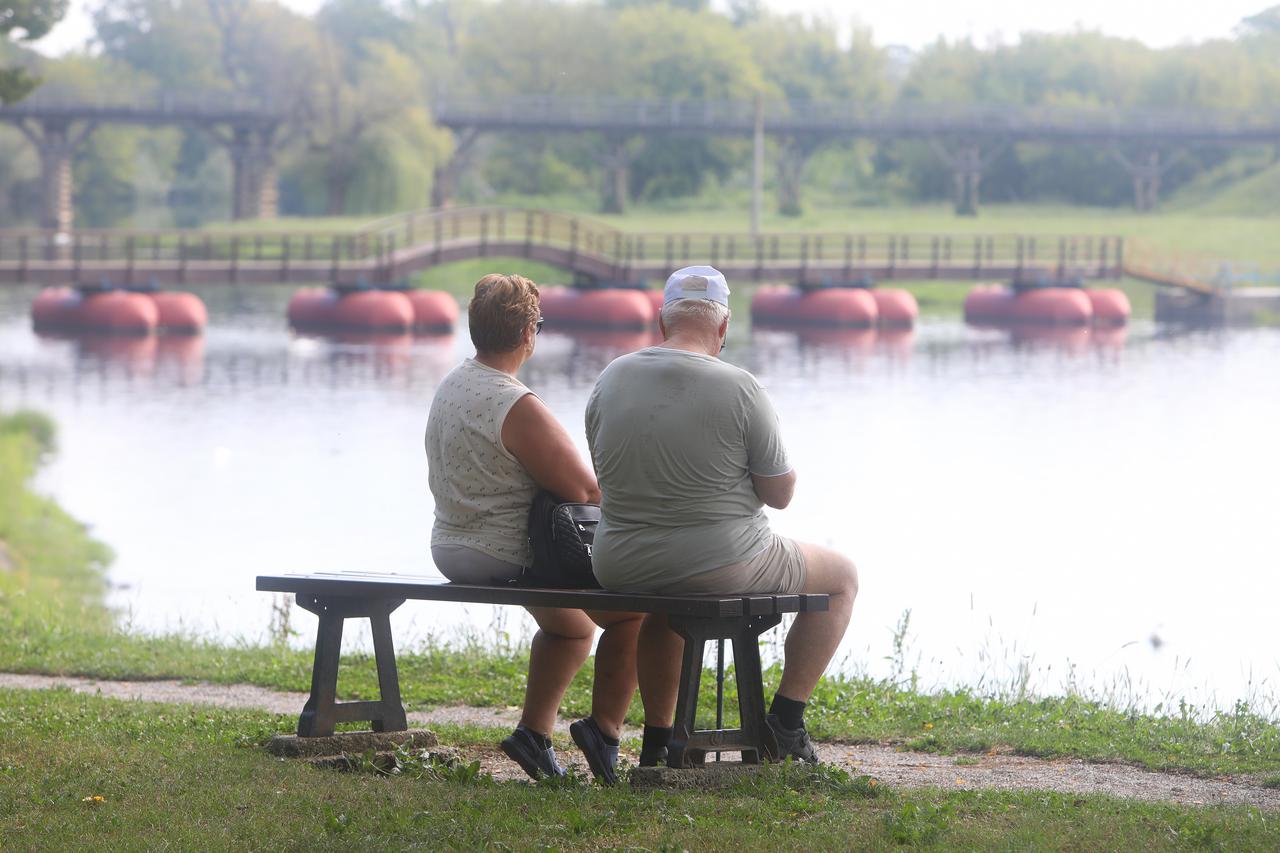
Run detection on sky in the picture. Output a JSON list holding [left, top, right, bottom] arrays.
[[27, 0, 1273, 56]]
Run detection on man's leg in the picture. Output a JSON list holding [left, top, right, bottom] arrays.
[[635, 613, 684, 763], [635, 613, 684, 726], [777, 541, 858, 702]]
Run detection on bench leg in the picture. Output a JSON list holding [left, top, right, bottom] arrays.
[[297, 601, 344, 738], [667, 621, 708, 770], [294, 595, 408, 737], [369, 605, 408, 732], [666, 613, 782, 768], [733, 615, 781, 764]]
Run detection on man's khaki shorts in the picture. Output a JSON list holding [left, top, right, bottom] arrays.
[[650, 534, 808, 596]]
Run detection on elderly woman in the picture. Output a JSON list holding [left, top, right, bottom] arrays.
[[425, 273, 641, 784]]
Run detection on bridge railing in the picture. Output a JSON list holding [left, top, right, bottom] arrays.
[[362, 206, 1124, 278], [0, 229, 391, 267], [0, 206, 1125, 283], [431, 95, 1280, 138]]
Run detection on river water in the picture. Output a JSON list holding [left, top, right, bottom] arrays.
[[2, 283, 1278, 714]]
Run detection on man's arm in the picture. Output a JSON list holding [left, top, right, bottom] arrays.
[[751, 469, 796, 509]]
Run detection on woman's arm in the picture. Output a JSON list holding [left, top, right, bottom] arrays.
[[502, 394, 601, 503]]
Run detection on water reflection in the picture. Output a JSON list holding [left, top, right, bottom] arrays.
[[2, 284, 1278, 713]]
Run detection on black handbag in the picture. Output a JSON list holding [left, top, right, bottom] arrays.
[[524, 489, 602, 589]]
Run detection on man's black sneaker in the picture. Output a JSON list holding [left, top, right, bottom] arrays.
[[637, 746, 668, 767], [569, 717, 620, 786], [500, 726, 565, 781], [766, 713, 820, 763]]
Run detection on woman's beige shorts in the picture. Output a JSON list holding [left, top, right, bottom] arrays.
[[649, 534, 808, 596]]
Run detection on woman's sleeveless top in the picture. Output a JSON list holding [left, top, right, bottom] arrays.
[[426, 358, 537, 567]]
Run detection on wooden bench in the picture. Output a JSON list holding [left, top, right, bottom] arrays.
[[256, 572, 828, 768]]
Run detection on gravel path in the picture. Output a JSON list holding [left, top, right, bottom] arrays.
[[4, 672, 1277, 809]]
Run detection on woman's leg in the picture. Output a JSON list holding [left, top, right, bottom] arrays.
[[583, 609, 643, 739], [520, 606, 596, 735]]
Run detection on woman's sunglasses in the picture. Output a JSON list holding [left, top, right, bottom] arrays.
[[535, 317, 545, 335]]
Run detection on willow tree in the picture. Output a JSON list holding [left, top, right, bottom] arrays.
[[1, 0, 67, 103]]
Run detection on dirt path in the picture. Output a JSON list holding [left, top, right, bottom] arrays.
[[4, 672, 1277, 810]]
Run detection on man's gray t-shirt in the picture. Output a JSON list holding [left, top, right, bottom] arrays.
[[585, 346, 791, 590]]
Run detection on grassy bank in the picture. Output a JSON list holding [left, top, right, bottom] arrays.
[[1, 687, 1275, 851]]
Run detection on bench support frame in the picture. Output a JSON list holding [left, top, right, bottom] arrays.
[[667, 612, 782, 768], [289, 589, 793, 768], [295, 594, 409, 737]]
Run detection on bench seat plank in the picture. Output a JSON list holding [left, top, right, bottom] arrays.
[[256, 573, 828, 618]]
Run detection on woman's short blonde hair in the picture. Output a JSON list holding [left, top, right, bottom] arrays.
[[468, 273, 541, 353]]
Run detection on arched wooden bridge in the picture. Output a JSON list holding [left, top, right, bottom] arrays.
[[0, 206, 1210, 293]]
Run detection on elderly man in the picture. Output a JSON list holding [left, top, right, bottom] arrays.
[[585, 265, 859, 764]]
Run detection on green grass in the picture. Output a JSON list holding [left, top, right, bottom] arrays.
[[0, 411, 113, 634], [410, 257, 567, 299], [1, 687, 1275, 852]]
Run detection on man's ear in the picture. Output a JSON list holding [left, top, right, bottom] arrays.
[[658, 314, 668, 340], [718, 315, 730, 340]]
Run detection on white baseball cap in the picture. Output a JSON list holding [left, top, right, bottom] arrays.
[[663, 265, 731, 306]]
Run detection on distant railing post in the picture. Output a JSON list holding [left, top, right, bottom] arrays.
[[179, 234, 188, 284], [18, 234, 28, 281], [887, 236, 896, 277], [929, 237, 939, 278], [1057, 237, 1066, 280], [125, 236, 136, 284], [1015, 237, 1024, 278], [231, 236, 240, 284], [282, 234, 291, 280], [480, 212, 489, 256], [843, 235, 852, 278], [331, 236, 340, 280]]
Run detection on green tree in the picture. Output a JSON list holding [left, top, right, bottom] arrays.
[[1, 0, 67, 103]]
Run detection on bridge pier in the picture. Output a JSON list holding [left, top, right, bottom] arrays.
[[226, 126, 278, 220], [1110, 146, 1184, 212], [930, 140, 1005, 217], [776, 138, 820, 217], [598, 135, 632, 214], [431, 127, 480, 208], [15, 118, 97, 235]]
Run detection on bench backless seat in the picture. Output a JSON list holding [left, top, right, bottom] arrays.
[[257, 572, 828, 769]]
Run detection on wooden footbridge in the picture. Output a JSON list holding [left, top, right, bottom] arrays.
[[0, 206, 1153, 290]]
